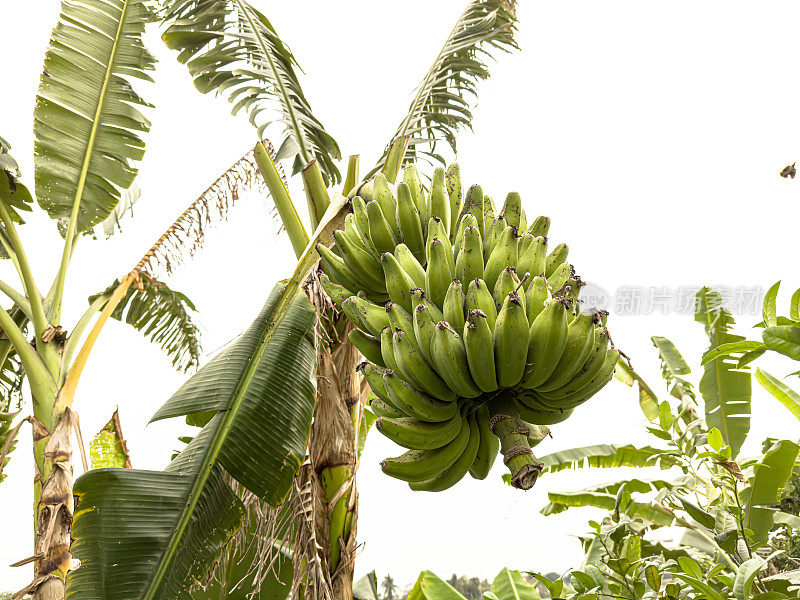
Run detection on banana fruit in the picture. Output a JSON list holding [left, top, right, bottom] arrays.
[[320, 162, 617, 492]]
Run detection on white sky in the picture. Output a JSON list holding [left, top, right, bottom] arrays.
[[2, 0, 800, 593]]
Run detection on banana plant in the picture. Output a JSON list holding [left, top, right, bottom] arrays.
[[536, 289, 799, 573], [701, 280, 800, 423], [150, 1, 521, 598]]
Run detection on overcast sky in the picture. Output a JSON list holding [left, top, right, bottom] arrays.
[[3, 0, 800, 593]]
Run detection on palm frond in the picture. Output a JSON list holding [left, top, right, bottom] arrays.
[[135, 140, 283, 276], [34, 0, 156, 234], [162, 0, 341, 183], [369, 0, 518, 177], [89, 273, 201, 371]]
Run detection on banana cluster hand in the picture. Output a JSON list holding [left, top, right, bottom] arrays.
[[318, 164, 618, 492]]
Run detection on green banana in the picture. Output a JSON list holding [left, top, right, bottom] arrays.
[[351, 196, 375, 253], [525, 275, 551, 323], [347, 295, 389, 336], [545, 243, 569, 277], [425, 237, 454, 308], [500, 192, 522, 229], [381, 252, 417, 312], [369, 396, 406, 419], [443, 280, 466, 334], [535, 311, 597, 392], [372, 172, 399, 233], [317, 244, 366, 296], [394, 243, 426, 289], [494, 291, 529, 387], [518, 232, 535, 258], [464, 309, 499, 393], [461, 184, 485, 237], [412, 303, 437, 363], [536, 327, 610, 400], [359, 362, 391, 403], [483, 195, 496, 227], [483, 215, 508, 262], [527, 215, 550, 238], [396, 182, 426, 265], [446, 163, 463, 235], [428, 167, 451, 236], [514, 395, 574, 425], [465, 278, 497, 331], [429, 322, 482, 398], [484, 225, 519, 291], [392, 329, 457, 402], [386, 302, 420, 354], [349, 329, 384, 367], [453, 212, 478, 258], [366, 200, 398, 255], [383, 370, 459, 422], [375, 410, 463, 450], [320, 273, 352, 306], [547, 262, 573, 295], [380, 326, 399, 371], [410, 409, 480, 492], [540, 348, 620, 409], [334, 230, 385, 292], [380, 416, 470, 482], [517, 235, 547, 279], [521, 299, 569, 389], [403, 163, 428, 231], [527, 423, 550, 448], [493, 267, 524, 312], [343, 213, 373, 257], [411, 287, 445, 323], [469, 403, 499, 480], [455, 225, 485, 285]]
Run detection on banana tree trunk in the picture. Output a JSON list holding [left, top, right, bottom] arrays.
[[17, 384, 73, 600], [305, 271, 363, 600]]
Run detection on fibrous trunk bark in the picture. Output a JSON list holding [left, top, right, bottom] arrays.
[[301, 271, 365, 600], [16, 400, 73, 600]]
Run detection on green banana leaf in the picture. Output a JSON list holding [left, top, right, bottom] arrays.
[[368, 0, 519, 177], [539, 444, 679, 473], [694, 288, 751, 458], [491, 568, 540, 600], [541, 489, 685, 527], [161, 0, 341, 183], [407, 571, 467, 600], [67, 192, 349, 600], [652, 336, 691, 377], [34, 0, 155, 234], [67, 281, 316, 599], [741, 439, 800, 546], [0, 137, 34, 225], [89, 410, 131, 469], [754, 368, 800, 422], [88, 273, 202, 372]]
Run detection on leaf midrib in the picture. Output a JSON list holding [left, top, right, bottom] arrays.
[[142, 278, 300, 600], [235, 0, 310, 166]]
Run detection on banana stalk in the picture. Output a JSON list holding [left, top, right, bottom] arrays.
[[487, 392, 543, 490]]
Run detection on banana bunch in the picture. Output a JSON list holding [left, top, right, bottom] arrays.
[[317, 163, 618, 491]]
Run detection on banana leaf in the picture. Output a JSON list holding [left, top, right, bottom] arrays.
[[407, 571, 468, 600], [67, 192, 349, 600], [491, 568, 540, 600], [755, 368, 800, 422], [695, 288, 751, 457], [34, 0, 155, 233], [741, 439, 800, 546], [539, 444, 679, 473]]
